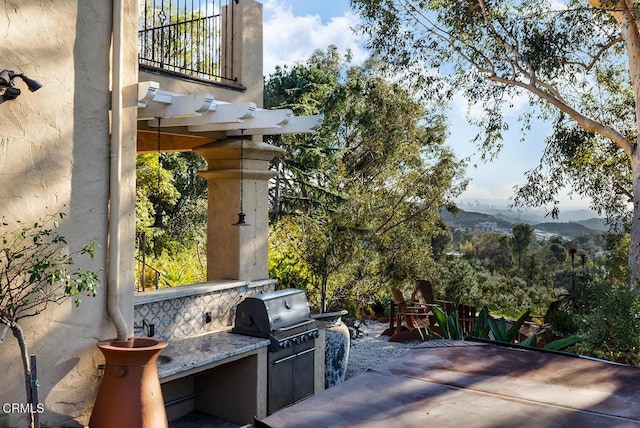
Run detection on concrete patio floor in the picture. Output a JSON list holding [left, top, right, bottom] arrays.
[[251, 340, 640, 427]]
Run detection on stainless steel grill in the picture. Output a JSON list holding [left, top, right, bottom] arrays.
[[231, 288, 318, 414]]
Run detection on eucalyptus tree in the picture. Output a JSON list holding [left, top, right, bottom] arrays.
[[351, 0, 640, 284], [265, 48, 466, 311]]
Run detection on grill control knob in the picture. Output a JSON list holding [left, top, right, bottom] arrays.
[[280, 340, 291, 348]]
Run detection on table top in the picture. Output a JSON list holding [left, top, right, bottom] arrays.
[[255, 340, 640, 427]]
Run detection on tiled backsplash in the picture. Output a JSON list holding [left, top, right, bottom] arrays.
[[133, 279, 275, 340]]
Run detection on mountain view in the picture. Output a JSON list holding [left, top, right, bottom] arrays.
[[441, 206, 608, 239]]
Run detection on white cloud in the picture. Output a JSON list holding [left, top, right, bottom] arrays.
[[262, 0, 368, 75]]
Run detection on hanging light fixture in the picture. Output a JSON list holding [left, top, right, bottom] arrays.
[[232, 129, 250, 226], [150, 117, 166, 228]]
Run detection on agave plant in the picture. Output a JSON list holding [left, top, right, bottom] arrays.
[[424, 305, 581, 351], [475, 306, 531, 343], [419, 305, 464, 340]]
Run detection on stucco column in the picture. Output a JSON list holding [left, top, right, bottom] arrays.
[[196, 138, 284, 281]]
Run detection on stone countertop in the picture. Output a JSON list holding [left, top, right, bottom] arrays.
[[157, 329, 270, 381]]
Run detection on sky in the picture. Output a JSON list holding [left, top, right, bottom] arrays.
[[261, 0, 593, 214]]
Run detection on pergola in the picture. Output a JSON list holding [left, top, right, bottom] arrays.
[[136, 81, 323, 282], [136, 81, 322, 152]]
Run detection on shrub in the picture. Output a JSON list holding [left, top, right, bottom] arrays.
[[576, 282, 640, 364]]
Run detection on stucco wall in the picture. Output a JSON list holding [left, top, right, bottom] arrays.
[[0, 0, 266, 425], [0, 1, 138, 426]]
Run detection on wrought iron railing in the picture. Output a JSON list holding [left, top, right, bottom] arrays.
[[138, 0, 236, 83]]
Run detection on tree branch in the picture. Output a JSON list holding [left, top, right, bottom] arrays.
[[488, 73, 635, 156]]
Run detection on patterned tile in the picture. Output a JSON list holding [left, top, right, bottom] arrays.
[[133, 282, 274, 340], [138, 305, 149, 317]]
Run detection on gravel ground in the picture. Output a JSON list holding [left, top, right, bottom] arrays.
[[345, 319, 421, 380]]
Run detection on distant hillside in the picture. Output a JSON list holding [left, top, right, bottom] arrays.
[[532, 222, 598, 238], [441, 208, 603, 238], [575, 218, 608, 232], [455, 201, 601, 222], [440, 209, 513, 230]]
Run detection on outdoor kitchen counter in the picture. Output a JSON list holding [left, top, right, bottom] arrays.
[[158, 329, 270, 383]]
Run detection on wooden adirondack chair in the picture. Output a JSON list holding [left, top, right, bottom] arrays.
[[413, 279, 476, 337], [387, 287, 434, 342], [382, 280, 440, 338], [412, 279, 436, 306]]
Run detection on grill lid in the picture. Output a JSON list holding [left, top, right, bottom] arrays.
[[232, 288, 313, 337]]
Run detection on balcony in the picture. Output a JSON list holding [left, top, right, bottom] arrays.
[[138, 0, 236, 84]]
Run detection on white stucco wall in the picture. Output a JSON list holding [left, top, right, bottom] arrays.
[[0, 1, 138, 426], [0, 0, 266, 425]]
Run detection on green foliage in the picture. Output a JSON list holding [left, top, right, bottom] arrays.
[[473, 232, 514, 274], [157, 250, 205, 288], [440, 229, 638, 361], [603, 232, 630, 284], [443, 227, 608, 317], [423, 304, 580, 351], [350, 0, 640, 283], [135, 151, 208, 288], [268, 221, 316, 299], [0, 212, 100, 324], [512, 223, 534, 268], [478, 306, 531, 344], [543, 335, 582, 352], [437, 256, 482, 306], [137, 245, 206, 291], [544, 303, 579, 337], [0, 211, 101, 423], [136, 153, 181, 236], [574, 282, 640, 364], [266, 48, 467, 312], [477, 268, 549, 317], [422, 305, 464, 341]]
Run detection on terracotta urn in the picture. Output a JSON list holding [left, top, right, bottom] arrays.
[[89, 337, 168, 428]]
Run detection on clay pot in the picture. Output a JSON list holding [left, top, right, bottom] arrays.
[[89, 338, 168, 428]]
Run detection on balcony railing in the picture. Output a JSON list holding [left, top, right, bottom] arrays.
[[138, 0, 236, 83]]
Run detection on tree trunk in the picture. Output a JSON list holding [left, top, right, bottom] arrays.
[[629, 155, 640, 287], [273, 157, 282, 223], [590, 0, 640, 286], [321, 272, 328, 313], [11, 323, 35, 428]]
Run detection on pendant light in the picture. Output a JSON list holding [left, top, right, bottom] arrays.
[[232, 129, 250, 226], [150, 117, 166, 228]]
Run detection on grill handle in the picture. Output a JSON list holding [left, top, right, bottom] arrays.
[[272, 348, 315, 365], [273, 320, 315, 332]]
